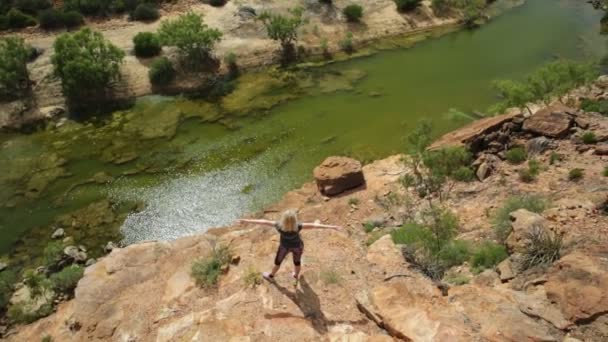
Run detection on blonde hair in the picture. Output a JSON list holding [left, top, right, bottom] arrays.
[[280, 210, 298, 232]]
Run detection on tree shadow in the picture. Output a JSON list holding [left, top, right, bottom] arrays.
[[265, 276, 367, 334]]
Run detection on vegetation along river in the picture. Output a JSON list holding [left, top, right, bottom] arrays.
[[0, 0, 605, 265]]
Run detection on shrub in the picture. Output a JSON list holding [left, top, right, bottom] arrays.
[[431, 0, 450, 15], [191, 245, 231, 288], [438, 240, 471, 267], [14, 0, 51, 14], [42, 241, 64, 266], [394, 0, 422, 12], [520, 226, 562, 270], [0, 37, 31, 99], [149, 56, 175, 86], [463, 1, 483, 28], [391, 223, 433, 246], [343, 4, 363, 22], [42, 335, 53, 342], [0, 270, 17, 311], [505, 147, 527, 164], [492, 195, 548, 241], [470, 241, 508, 272], [131, 3, 159, 22], [133, 31, 161, 57], [7, 302, 54, 324], [62, 11, 84, 29], [243, 266, 262, 287], [580, 98, 608, 115], [603, 166, 608, 177], [204, 0, 227, 6], [452, 166, 475, 182], [320, 269, 341, 285], [339, 31, 354, 53], [49, 265, 84, 294], [158, 12, 222, 68], [348, 197, 359, 206], [52, 28, 125, 104], [258, 8, 303, 62], [65, 0, 111, 16], [549, 152, 562, 165], [568, 168, 584, 181], [518, 159, 540, 183], [363, 222, 375, 233], [7, 8, 37, 29], [38, 8, 63, 30], [224, 51, 238, 77], [0, 15, 8, 30], [581, 131, 597, 144]]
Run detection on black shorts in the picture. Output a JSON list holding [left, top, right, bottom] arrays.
[[274, 244, 304, 266]]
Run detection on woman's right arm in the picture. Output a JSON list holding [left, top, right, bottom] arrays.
[[237, 219, 276, 227], [301, 222, 342, 231]]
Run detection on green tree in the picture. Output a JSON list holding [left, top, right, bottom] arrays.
[[258, 7, 303, 62], [343, 4, 363, 22], [52, 28, 125, 105], [394, 0, 422, 12], [0, 36, 30, 99], [158, 12, 222, 69], [133, 31, 161, 57]]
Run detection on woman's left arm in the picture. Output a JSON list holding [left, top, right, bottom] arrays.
[[301, 222, 342, 231]]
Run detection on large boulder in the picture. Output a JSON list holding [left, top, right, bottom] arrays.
[[545, 251, 608, 323], [313, 156, 365, 196], [523, 105, 574, 138]]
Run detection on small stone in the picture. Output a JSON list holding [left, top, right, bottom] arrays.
[[51, 228, 65, 239], [85, 258, 96, 267], [476, 162, 492, 181], [576, 145, 591, 153], [0, 262, 7, 272], [594, 144, 608, 156], [64, 246, 87, 262], [220, 264, 230, 274], [497, 259, 516, 282]]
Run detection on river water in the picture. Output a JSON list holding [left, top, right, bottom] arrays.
[[0, 0, 605, 261]]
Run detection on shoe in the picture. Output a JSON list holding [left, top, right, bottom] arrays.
[[292, 272, 299, 288], [262, 272, 274, 281]]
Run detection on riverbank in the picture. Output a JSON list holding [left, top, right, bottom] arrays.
[[0, 0, 529, 131], [5, 79, 608, 340]]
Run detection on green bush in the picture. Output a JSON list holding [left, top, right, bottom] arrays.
[[568, 168, 584, 182], [158, 12, 222, 68], [339, 31, 354, 53], [52, 28, 125, 104], [0, 36, 31, 99], [431, 0, 450, 15], [549, 152, 562, 165], [38, 8, 63, 30], [452, 166, 475, 182], [492, 195, 548, 241], [50, 265, 84, 294], [149, 56, 175, 86], [204, 0, 227, 6], [133, 31, 161, 57], [580, 98, 608, 115], [0, 15, 8, 30], [343, 4, 363, 22], [191, 245, 231, 288], [394, 0, 422, 12], [505, 147, 527, 164], [603, 166, 608, 177], [65, 0, 111, 16], [520, 226, 562, 270], [258, 8, 303, 62], [0, 270, 17, 311], [470, 241, 507, 272], [581, 131, 597, 144], [7, 302, 54, 324], [131, 3, 159, 22], [14, 0, 52, 14], [518, 159, 541, 183], [42, 241, 64, 266], [7, 8, 37, 29], [391, 223, 433, 246], [438, 240, 471, 267], [320, 268, 341, 285], [62, 11, 84, 29], [443, 273, 470, 285], [243, 266, 262, 287]]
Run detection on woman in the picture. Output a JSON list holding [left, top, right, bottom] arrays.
[[237, 210, 341, 286]]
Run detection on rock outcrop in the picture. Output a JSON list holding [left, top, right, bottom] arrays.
[[522, 105, 575, 138], [313, 156, 365, 196]]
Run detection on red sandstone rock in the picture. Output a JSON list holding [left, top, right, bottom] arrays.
[[313, 156, 365, 196]]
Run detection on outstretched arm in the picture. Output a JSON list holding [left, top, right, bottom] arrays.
[[237, 219, 276, 227], [301, 222, 342, 230]]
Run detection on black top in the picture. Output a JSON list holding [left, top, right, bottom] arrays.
[[275, 222, 303, 248]]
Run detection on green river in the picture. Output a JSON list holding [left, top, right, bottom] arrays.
[[0, 0, 605, 265]]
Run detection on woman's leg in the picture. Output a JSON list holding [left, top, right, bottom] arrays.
[[270, 246, 288, 276], [291, 246, 303, 279]]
